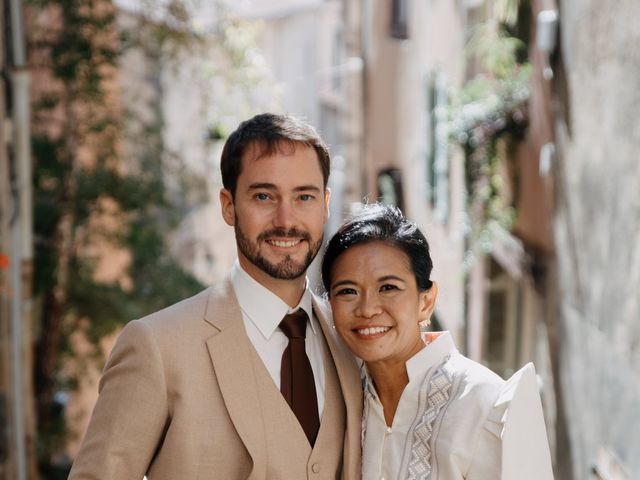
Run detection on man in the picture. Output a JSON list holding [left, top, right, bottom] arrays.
[[69, 114, 363, 479]]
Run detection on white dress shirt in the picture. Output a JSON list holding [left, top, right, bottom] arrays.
[[230, 261, 326, 418], [362, 331, 553, 480]]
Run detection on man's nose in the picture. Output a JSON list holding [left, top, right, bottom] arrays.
[[273, 201, 297, 229]]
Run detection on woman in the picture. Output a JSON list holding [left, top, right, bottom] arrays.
[[322, 204, 553, 480]]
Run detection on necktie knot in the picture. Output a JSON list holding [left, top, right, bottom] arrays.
[[279, 310, 308, 339]]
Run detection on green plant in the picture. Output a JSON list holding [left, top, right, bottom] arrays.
[[28, 0, 205, 471], [448, 2, 530, 267]]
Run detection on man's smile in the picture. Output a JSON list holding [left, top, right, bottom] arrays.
[[266, 238, 304, 248]]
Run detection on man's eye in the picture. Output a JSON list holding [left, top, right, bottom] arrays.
[[255, 193, 270, 201], [299, 194, 314, 201]]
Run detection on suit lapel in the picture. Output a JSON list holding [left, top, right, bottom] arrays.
[[312, 295, 363, 480], [203, 282, 268, 478], [312, 295, 362, 409]]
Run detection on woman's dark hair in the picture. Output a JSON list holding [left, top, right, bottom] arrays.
[[220, 113, 330, 196], [321, 203, 434, 295]]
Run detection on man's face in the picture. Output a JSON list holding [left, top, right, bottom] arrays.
[[220, 142, 330, 284]]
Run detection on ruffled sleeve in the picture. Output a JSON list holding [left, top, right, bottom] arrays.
[[481, 363, 554, 480]]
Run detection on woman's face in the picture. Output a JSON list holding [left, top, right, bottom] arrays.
[[328, 241, 437, 368]]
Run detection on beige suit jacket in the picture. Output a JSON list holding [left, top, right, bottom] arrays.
[[69, 281, 363, 479]]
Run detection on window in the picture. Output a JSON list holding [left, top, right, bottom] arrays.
[[377, 168, 405, 212], [391, 0, 409, 39], [484, 259, 522, 378], [426, 69, 449, 223]]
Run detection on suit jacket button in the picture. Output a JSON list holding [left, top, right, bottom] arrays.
[[312, 463, 321, 473]]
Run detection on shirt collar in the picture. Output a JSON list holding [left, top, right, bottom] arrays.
[[230, 260, 316, 339], [405, 331, 457, 382]]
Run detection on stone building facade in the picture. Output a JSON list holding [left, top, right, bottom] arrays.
[[546, 0, 640, 477]]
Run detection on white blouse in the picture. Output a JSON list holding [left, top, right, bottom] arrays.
[[361, 332, 554, 480]]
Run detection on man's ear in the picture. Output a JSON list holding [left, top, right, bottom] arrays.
[[220, 188, 235, 227], [323, 188, 331, 223], [419, 282, 439, 323]]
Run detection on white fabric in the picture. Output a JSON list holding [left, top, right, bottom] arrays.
[[500, 363, 555, 479], [230, 261, 326, 418], [361, 331, 554, 480]]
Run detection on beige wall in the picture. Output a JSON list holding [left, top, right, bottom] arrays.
[[362, 0, 469, 339]]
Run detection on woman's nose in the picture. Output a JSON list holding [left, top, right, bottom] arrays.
[[355, 293, 382, 318]]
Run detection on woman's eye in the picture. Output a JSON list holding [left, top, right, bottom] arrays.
[[380, 284, 400, 292], [334, 287, 357, 296]]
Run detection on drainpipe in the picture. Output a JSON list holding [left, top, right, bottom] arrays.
[[9, 0, 31, 477], [360, 0, 371, 198]]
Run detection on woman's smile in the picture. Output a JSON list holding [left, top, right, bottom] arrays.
[[353, 325, 392, 337]]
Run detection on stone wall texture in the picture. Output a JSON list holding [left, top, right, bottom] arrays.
[[553, 0, 640, 478]]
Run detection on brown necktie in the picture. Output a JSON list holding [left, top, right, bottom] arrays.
[[279, 309, 320, 446]]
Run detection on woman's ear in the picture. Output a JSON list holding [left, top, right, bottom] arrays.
[[418, 281, 439, 323]]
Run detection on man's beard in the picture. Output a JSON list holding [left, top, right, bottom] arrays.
[[235, 224, 323, 279]]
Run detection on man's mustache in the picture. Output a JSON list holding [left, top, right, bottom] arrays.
[[258, 228, 311, 242]]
